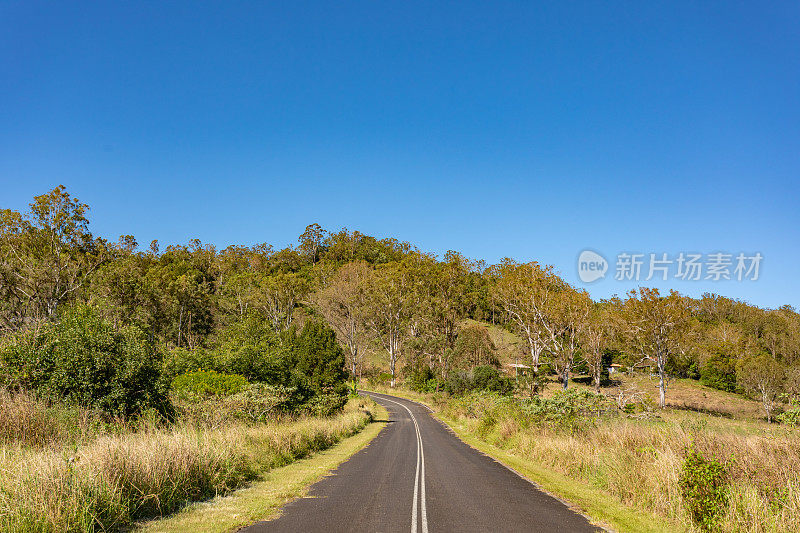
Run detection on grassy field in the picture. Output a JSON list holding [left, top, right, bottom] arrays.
[[0, 392, 377, 532]]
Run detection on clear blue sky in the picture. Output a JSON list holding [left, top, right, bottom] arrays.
[[2, 1, 798, 309]]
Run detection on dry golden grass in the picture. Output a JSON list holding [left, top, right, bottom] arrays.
[[0, 389, 106, 447], [443, 393, 800, 532], [0, 397, 375, 532]]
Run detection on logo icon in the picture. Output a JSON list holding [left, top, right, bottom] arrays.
[[577, 250, 608, 283]]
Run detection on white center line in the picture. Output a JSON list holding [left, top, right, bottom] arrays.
[[375, 395, 429, 533]]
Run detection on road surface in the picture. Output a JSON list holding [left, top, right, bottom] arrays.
[[243, 391, 601, 533]]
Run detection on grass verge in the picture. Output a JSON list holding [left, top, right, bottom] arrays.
[[0, 397, 377, 532], [437, 413, 680, 533], [137, 401, 388, 533]]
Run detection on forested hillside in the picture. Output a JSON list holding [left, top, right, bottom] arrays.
[[1, 186, 799, 421]]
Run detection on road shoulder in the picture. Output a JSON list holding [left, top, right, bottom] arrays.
[[135, 401, 388, 533]]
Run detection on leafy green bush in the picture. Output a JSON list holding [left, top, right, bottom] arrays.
[[301, 392, 349, 417], [777, 399, 800, 427], [700, 353, 737, 393], [162, 348, 220, 384], [0, 305, 171, 418], [172, 370, 248, 401], [289, 320, 348, 396], [406, 364, 443, 393], [679, 448, 729, 531], [444, 366, 514, 395], [519, 388, 610, 426]]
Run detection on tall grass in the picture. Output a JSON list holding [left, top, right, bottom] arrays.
[[0, 396, 374, 532], [441, 391, 800, 532], [0, 389, 122, 447]]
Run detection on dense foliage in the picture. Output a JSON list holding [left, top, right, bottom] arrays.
[[2, 187, 800, 420], [0, 305, 170, 417]]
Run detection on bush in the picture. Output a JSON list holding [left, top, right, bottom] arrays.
[[301, 392, 349, 417], [0, 305, 171, 418], [224, 383, 306, 421], [289, 320, 348, 396], [777, 399, 800, 427], [519, 388, 610, 427], [171, 370, 248, 401], [444, 366, 514, 395], [162, 348, 220, 384], [471, 365, 514, 394], [700, 353, 737, 393], [679, 448, 729, 531], [406, 364, 443, 393]]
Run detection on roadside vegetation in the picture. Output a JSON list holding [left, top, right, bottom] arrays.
[[2, 187, 799, 531]]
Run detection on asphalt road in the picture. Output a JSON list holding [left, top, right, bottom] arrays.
[[243, 391, 601, 533]]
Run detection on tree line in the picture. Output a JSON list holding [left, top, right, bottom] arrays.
[[2, 187, 799, 418]]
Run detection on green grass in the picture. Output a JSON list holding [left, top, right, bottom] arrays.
[[136, 401, 388, 533]]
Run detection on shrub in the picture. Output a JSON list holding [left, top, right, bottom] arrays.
[[171, 370, 248, 401], [700, 353, 737, 393], [444, 366, 514, 395], [224, 383, 306, 421], [777, 399, 800, 427], [406, 364, 442, 393], [0, 305, 171, 418], [289, 320, 348, 396], [162, 348, 220, 384], [679, 448, 729, 531], [301, 392, 349, 417], [471, 365, 514, 394]]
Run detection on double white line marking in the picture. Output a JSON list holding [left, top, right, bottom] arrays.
[[379, 396, 429, 533]]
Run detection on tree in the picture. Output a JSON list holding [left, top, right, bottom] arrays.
[[414, 251, 471, 378], [298, 223, 326, 264], [491, 260, 561, 385], [364, 261, 413, 387], [578, 303, 613, 393], [312, 261, 370, 377], [543, 287, 591, 390], [254, 272, 310, 334], [0, 186, 107, 328], [737, 353, 785, 422], [621, 288, 690, 408], [453, 323, 498, 369], [290, 320, 348, 394]]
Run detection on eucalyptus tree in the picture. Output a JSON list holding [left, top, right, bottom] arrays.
[[312, 260, 371, 377], [737, 352, 785, 422], [0, 186, 107, 328], [542, 285, 592, 390], [621, 287, 690, 408], [578, 301, 615, 392], [364, 260, 414, 387], [490, 259, 562, 383]]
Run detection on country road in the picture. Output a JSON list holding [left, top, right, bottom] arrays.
[[243, 392, 601, 533]]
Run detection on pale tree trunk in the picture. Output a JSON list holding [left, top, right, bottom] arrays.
[[657, 354, 667, 409], [760, 384, 773, 423], [388, 328, 399, 387], [389, 347, 396, 387], [594, 363, 602, 393]]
